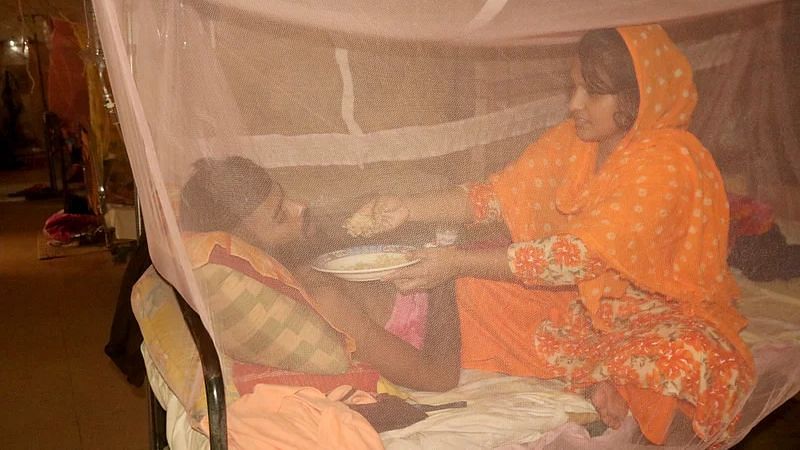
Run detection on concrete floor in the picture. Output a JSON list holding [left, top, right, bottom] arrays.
[[0, 166, 798, 449], [0, 168, 147, 450]]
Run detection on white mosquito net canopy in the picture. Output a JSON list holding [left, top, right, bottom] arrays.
[[92, 0, 800, 448]]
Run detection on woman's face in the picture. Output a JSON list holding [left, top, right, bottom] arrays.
[[568, 58, 626, 144], [237, 184, 313, 253]]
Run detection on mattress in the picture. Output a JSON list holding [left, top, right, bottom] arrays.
[[143, 271, 800, 450]]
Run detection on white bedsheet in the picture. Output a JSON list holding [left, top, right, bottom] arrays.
[[143, 272, 800, 450], [144, 350, 596, 450], [379, 371, 596, 449]]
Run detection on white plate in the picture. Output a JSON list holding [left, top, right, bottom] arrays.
[[311, 245, 420, 282]]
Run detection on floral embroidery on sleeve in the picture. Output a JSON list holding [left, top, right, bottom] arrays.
[[508, 234, 605, 285], [464, 182, 502, 223]]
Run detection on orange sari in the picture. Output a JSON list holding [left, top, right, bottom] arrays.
[[457, 25, 754, 444]]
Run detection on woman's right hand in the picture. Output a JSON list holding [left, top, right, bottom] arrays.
[[345, 195, 410, 237]]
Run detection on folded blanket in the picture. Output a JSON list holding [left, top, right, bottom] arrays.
[[200, 384, 383, 450]]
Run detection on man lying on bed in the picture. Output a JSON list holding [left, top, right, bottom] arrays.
[[178, 156, 460, 392]]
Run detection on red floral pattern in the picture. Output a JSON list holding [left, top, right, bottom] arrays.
[[552, 236, 582, 266], [532, 288, 753, 443], [508, 234, 605, 286], [466, 182, 502, 223], [511, 246, 548, 278], [506, 233, 753, 443]]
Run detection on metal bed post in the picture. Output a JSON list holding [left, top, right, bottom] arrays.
[[172, 284, 228, 450], [147, 380, 169, 450], [144, 272, 229, 450]]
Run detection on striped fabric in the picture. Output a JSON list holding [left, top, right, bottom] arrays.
[[196, 263, 350, 374]]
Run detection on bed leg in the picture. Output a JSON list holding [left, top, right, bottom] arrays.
[[147, 380, 169, 450]]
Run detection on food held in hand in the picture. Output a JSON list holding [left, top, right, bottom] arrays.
[[344, 211, 392, 237]]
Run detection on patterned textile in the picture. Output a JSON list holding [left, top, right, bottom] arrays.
[[507, 234, 605, 286], [533, 293, 749, 442], [467, 182, 503, 224], [458, 25, 754, 445], [196, 263, 350, 374], [491, 233, 751, 440], [183, 232, 355, 358], [132, 266, 241, 420], [133, 264, 379, 423]]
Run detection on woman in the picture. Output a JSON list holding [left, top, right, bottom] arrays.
[[350, 25, 754, 444]]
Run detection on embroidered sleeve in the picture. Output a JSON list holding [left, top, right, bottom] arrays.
[[508, 234, 605, 286], [463, 182, 502, 223]]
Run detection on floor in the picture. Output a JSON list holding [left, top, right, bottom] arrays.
[[1, 166, 799, 450], [0, 167, 148, 450]]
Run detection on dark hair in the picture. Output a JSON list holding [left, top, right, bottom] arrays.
[[578, 29, 640, 130], [179, 156, 273, 232]]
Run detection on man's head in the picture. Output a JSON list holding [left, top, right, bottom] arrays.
[[180, 157, 313, 258]]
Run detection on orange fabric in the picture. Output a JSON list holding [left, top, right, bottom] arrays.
[[488, 25, 745, 348], [618, 385, 677, 445], [232, 361, 380, 395], [200, 384, 383, 450], [185, 231, 308, 300], [457, 24, 754, 442], [457, 277, 573, 376]]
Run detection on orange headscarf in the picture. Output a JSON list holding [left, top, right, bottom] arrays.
[[487, 25, 747, 351]]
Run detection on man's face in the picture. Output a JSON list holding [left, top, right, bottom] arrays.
[[237, 183, 315, 255]]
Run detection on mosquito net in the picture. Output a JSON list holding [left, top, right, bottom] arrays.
[[92, 0, 800, 448]]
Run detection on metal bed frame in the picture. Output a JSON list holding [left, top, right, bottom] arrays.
[[147, 283, 228, 450]]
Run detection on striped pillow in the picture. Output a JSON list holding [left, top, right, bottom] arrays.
[[197, 263, 350, 374]]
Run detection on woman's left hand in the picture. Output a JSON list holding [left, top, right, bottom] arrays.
[[382, 247, 462, 293]]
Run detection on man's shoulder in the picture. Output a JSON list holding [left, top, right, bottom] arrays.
[[183, 231, 307, 297]]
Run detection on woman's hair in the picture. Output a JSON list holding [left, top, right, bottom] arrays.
[[578, 29, 640, 130], [179, 156, 273, 232]]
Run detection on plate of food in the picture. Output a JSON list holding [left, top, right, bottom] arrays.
[[312, 245, 420, 282]]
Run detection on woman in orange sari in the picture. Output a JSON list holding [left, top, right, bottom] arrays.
[[351, 25, 754, 445]]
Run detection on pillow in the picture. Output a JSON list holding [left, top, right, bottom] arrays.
[[196, 262, 350, 374], [183, 231, 354, 374], [133, 263, 376, 424], [132, 267, 239, 421]]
